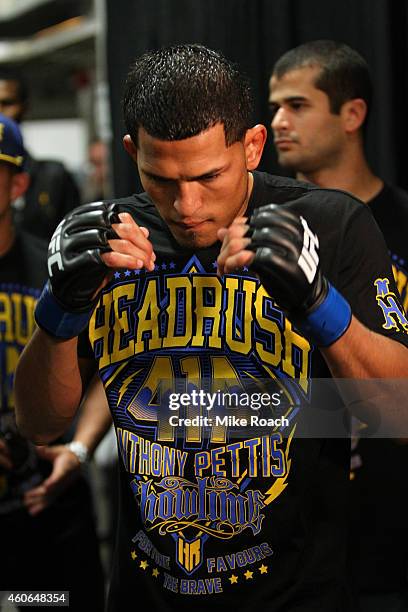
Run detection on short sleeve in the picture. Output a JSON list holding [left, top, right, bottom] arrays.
[[336, 205, 408, 347]]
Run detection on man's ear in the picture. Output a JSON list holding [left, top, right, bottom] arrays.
[[11, 171, 30, 200], [341, 99, 367, 134], [123, 134, 138, 162], [244, 124, 267, 170]]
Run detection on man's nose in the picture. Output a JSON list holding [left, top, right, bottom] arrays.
[[174, 182, 201, 217], [271, 107, 290, 132]]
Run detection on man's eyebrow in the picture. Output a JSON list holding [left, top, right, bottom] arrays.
[[269, 95, 308, 105], [143, 171, 173, 182], [143, 167, 225, 182]]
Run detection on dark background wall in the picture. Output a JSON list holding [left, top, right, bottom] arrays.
[[106, 0, 408, 198]]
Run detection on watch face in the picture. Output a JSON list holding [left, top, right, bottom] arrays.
[[68, 442, 88, 464]]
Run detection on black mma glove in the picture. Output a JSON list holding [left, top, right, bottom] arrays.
[[248, 204, 352, 347], [35, 201, 119, 339]]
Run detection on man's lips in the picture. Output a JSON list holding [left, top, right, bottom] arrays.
[[274, 138, 296, 148], [173, 220, 208, 230]]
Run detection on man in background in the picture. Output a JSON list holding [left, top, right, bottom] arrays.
[[0, 113, 106, 610], [0, 66, 80, 240], [269, 39, 408, 611], [81, 139, 110, 203]]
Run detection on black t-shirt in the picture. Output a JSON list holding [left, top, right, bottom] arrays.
[[82, 172, 408, 611], [349, 183, 408, 593], [370, 183, 408, 311], [12, 154, 80, 241], [0, 231, 48, 513]]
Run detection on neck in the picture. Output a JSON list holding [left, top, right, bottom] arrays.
[[239, 171, 254, 218], [0, 212, 15, 257], [297, 146, 383, 203]]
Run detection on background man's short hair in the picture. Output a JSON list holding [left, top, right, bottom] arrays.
[[123, 44, 254, 146], [273, 40, 372, 118]]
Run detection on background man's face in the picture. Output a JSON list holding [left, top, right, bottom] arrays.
[[269, 66, 345, 174], [0, 80, 25, 123], [135, 123, 252, 248]]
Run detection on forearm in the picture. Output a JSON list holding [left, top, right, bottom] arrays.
[[15, 328, 84, 444], [321, 316, 408, 378], [73, 373, 112, 455], [321, 316, 408, 432], [14, 201, 135, 445]]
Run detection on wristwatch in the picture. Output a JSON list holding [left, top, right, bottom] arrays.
[[66, 441, 89, 464]]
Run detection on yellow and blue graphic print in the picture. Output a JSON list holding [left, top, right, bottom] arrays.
[[90, 255, 312, 594], [0, 282, 42, 511], [374, 276, 408, 334], [0, 282, 40, 412], [391, 252, 408, 315]]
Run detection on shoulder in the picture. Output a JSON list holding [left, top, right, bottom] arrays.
[[251, 171, 316, 206], [252, 171, 366, 221], [369, 183, 408, 262], [27, 158, 78, 197], [29, 158, 70, 176], [376, 183, 408, 212]]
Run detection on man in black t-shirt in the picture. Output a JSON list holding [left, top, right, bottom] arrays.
[[0, 66, 80, 241], [269, 40, 408, 611], [14, 45, 408, 612], [0, 113, 105, 611]]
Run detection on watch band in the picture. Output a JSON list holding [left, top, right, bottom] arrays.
[[66, 441, 89, 464]]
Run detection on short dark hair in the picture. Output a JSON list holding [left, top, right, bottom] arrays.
[[123, 44, 254, 146], [273, 40, 372, 117], [0, 66, 29, 105]]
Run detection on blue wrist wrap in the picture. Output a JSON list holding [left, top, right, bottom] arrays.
[[296, 283, 352, 347], [34, 281, 95, 339]]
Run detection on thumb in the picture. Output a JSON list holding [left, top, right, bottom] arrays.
[[36, 446, 58, 462], [43, 450, 80, 491], [217, 228, 228, 241]]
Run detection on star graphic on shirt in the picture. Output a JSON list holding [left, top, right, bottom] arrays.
[[244, 570, 253, 580], [114, 271, 121, 279], [124, 269, 131, 277], [161, 263, 167, 270], [130, 550, 137, 560], [259, 564, 268, 574], [152, 568, 159, 578], [134, 269, 140, 275], [243, 266, 249, 272], [140, 560, 149, 570], [212, 260, 218, 268], [169, 261, 176, 269], [229, 574, 238, 584]]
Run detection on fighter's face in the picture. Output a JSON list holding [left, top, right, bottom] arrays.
[[0, 81, 25, 123], [269, 66, 345, 174], [126, 123, 265, 248]]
